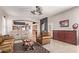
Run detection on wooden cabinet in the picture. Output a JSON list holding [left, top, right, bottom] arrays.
[[53, 31, 58, 40], [65, 31, 77, 44], [58, 31, 65, 41], [53, 30, 77, 45], [32, 25, 37, 42]]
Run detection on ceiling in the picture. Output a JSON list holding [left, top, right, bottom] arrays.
[[0, 6, 75, 21]]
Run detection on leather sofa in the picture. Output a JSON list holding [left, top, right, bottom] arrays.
[[0, 35, 14, 53]]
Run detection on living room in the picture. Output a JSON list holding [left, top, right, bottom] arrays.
[[0, 6, 52, 53], [1, 6, 79, 53]]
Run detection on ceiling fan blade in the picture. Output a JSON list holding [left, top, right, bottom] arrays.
[[31, 10, 36, 14], [39, 11, 42, 15], [36, 6, 42, 15]]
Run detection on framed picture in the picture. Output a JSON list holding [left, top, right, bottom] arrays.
[[60, 20, 69, 27]]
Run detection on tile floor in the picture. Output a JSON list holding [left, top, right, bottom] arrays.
[[43, 39, 79, 53]]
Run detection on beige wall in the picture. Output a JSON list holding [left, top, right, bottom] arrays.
[[49, 7, 79, 30]]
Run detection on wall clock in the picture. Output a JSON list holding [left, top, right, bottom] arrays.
[[72, 23, 78, 29]]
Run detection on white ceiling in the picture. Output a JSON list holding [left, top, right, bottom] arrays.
[[0, 6, 75, 21]]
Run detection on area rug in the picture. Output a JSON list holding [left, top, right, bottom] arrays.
[[13, 42, 50, 53]]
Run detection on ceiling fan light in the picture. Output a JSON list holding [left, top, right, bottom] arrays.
[[31, 6, 42, 15]]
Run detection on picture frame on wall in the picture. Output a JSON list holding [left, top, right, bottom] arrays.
[[60, 20, 69, 27]]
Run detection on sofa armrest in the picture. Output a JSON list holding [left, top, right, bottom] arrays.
[[0, 43, 12, 48], [0, 42, 12, 46]]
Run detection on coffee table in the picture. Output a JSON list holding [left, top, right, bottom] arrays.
[[22, 39, 34, 51]]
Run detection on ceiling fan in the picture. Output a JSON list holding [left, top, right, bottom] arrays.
[[31, 6, 42, 15]]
